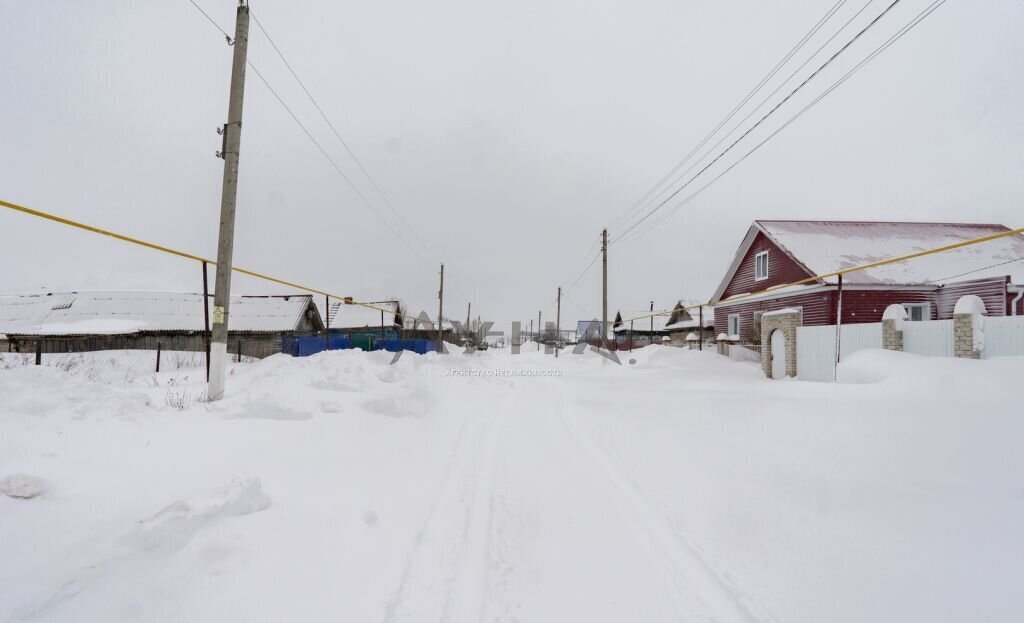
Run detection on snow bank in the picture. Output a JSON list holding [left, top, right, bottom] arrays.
[[1, 343, 1021, 622]]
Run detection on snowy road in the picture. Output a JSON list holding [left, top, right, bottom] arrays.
[[2, 346, 1022, 622]]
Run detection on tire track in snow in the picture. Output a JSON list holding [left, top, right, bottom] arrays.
[[555, 381, 775, 623], [379, 385, 510, 623]]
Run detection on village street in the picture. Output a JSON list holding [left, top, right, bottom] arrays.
[[2, 345, 1021, 622]]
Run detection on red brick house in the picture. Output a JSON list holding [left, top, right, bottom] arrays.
[[710, 221, 1024, 343]]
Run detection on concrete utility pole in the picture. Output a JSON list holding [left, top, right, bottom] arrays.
[[208, 2, 250, 402], [437, 263, 445, 352], [602, 228, 608, 343], [538, 310, 542, 350], [556, 286, 561, 358]]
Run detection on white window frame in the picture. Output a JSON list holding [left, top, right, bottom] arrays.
[[754, 251, 769, 281], [903, 303, 930, 322], [727, 313, 740, 337]]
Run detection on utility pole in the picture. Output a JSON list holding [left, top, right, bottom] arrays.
[[437, 263, 445, 352], [650, 300, 654, 346], [556, 286, 561, 358], [538, 310, 542, 350], [602, 228, 608, 344], [466, 301, 471, 344], [529, 319, 533, 344], [698, 305, 703, 351], [208, 2, 250, 402]]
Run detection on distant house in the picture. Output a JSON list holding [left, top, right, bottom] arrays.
[[710, 221, 1024, 343], [663, 301, 715, 345], [0, 291, 323, 358], [402, 312, 456, 343], [322, 300, 403, 350], [612, 309, 671, 341]]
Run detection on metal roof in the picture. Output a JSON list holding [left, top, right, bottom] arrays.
[[326, 300, 402, 330], [757, 220, 1024, 286], [711, 221, 1024, 302], [0, 291, 317, 336]]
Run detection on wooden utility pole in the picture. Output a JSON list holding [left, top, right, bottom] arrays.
[[325, 295, 330, 352], [437, 263, 445, 352], [650, 301, 654, 345], [466, 302, 471, 344], [834, 274, 844, 382], [555, 287, 561, 358], [698, 305, 703, 351], [538, 310, 542, 350], [202, 261, 211, 381], [208, 2, 249, 402], [602, 228, 608, 343]]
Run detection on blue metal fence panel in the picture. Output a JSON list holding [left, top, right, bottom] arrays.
[[281, 336, 433, 357]]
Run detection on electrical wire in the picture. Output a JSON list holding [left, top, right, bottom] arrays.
[[615, 0, 946, 248], [185, 0, 436, 271], [614, 0, 907, 244], [619, 0, 879, 240], [607, 0, 850, 231], [248, 10, 438, 262]]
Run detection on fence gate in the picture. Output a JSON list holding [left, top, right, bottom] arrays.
[[797, 322, 882, 382], [982, 315, 1024, 359], [902, 319, 954, 357]]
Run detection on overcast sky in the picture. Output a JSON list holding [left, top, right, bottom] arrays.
[[2, 0, 1022, 329]]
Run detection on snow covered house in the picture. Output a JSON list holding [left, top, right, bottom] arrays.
[[321, 299, 407, 349], [663, 301, 715, 345], [0, 291, 324, 358], [613, 308, 671, 340], [710, 221, 1024, 344]]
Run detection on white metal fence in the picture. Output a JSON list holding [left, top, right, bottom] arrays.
[[983, 315, 1024, 359], [903, 319, 954, 358], [796, 323, 882, 382], [726, 344, 761, 364]]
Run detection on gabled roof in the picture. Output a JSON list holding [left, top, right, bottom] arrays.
[[0, 291, 320, 336], [712, 220, 1024, 302], [328, 300, 402, 330], [613, 309, 670, 332]]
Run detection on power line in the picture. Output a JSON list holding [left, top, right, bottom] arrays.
[[607, 0, 851, 231], [245, 63, 433, 266], [619, 0, 879, 239], [248, 10, 438, 262], [615, 0, 944, 247], [614, 0, 906, 244], [186, 0, 435, 270], [618, 0, 948, 248], [564, 249, 601, 294], [188, 0, 233, 44]]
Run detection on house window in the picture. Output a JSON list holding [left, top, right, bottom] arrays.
[[755, 251, 769, 281], [903, 303, 929, 321], [728, 313, 740, 337]]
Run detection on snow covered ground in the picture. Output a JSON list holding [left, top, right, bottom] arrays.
[[1, 345, 1021, 622]]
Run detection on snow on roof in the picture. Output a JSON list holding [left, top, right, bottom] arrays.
[[0, 291, 316, 336], [757, 221, 1024, 286], [328, 300, 401, 330], [614, 310, 671, 332]]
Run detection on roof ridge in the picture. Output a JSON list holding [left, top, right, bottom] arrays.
[[755, 219, 1009, 228]]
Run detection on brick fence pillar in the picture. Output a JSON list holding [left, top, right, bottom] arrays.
[[760, 310, 801, 379], [953, 313, 980, 359], [882, 318, 903, 351]]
